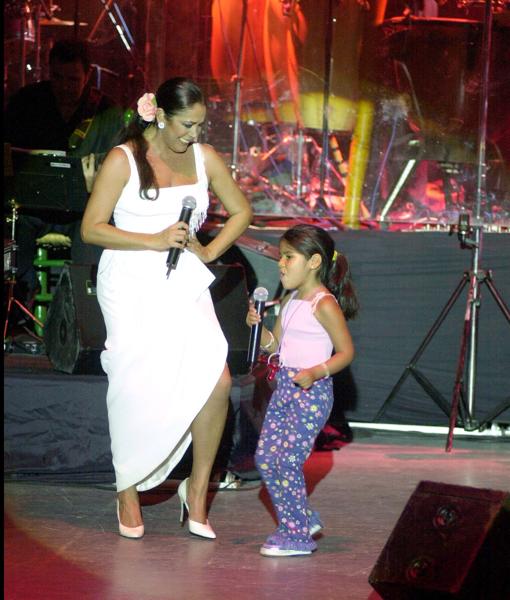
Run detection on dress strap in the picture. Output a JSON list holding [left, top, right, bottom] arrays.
[[193, 144, 208, 185], [115, 144, 139, 185], [310, 291, 336, 313]]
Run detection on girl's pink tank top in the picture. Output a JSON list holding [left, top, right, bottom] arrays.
[[278, 291, 336, 369]]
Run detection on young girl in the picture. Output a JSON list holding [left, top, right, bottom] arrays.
[[246, 224, 359, 557]]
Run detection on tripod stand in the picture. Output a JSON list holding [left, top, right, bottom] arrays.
[[3, 199, 44, 348], [444, 223, 510, 451], [373, 224, 510, 449]]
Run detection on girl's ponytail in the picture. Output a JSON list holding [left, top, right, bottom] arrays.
[[328, 251, 359, 321]]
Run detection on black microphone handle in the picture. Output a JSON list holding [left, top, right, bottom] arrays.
[[248, 299, 265, 366], [166, 206, 194, 273]]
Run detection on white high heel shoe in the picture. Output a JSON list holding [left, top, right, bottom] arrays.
[[177, 478, 216, 539], [116, 500, 144, 539]]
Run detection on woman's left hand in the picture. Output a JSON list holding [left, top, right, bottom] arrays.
[[187, 235, 214, 263]]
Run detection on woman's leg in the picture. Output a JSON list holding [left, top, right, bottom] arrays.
[[188, 364, 231, 523], [117, 485, 142, 527]]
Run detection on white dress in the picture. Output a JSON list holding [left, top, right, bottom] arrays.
[[97, 143, 228, 492]]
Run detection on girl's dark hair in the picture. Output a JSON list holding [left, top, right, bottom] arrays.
[[281, 224, 359, 320], [120, 77, 205, 199]]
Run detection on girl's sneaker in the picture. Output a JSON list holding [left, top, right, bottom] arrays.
[[260, 545, 312, 557], [260, 532, 317, 557], [308, 510, 324, 536]]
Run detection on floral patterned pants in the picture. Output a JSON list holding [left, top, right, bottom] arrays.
[[255, 366, 334, 547]]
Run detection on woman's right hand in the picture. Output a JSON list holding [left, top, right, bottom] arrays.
[[152, 221, 189, 251], [246, 302, 262, 328]]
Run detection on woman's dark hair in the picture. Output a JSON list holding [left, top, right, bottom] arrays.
[[120, 77, 205, 199], [281, 224, 359, 320]]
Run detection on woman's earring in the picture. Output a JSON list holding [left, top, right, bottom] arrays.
[[157, 121, 165, 129]]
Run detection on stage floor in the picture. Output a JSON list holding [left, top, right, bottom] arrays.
[[5, 429, 509, 600]]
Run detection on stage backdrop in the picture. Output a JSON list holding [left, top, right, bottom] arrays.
[[4, 230, 510, 477]]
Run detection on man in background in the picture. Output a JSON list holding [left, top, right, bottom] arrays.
[[4, 38, 125, 314], [5, 38, 124, 158]]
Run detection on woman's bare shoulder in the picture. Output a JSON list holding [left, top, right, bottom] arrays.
[[96, 146, 131, 184], [104, 145, 131, 166], [199, 142, 225, 164]]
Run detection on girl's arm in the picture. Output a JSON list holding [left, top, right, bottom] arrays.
[[292, 295, 355, 389], [80, 147, 189, 251], [187, 144, 252, 262]]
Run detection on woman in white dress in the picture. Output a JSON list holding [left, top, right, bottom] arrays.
[[81, 77, 252, 539]]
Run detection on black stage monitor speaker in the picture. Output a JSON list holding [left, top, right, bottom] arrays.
[[44, 264, 106, 375], [209, 263, 250, 376], [368, 480, 510, 600], [45, 263, 250, 376]]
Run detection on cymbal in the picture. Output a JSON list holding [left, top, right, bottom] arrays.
[[381, 16, 481, 26], [4, 198, 21, 210], [40, 17, 88, 27]]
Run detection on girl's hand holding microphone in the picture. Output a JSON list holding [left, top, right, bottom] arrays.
[[246, 302, 262, 328]]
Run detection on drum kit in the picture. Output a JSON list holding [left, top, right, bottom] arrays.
[[4, 1, 134, 97], [206, 116, 351, 219], [207, 1, 509, 226], [363, 6, 510, 229], [4, 1, 88, 92]]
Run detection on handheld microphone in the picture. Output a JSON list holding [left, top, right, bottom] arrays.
[[247, 287, 269, 367], [166, 196, 196, 278]]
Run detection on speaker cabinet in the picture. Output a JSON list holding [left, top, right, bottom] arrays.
[[209, 263, 250, 376], [44, 264, 106, 375], [369, 480, 510, 600], [44, 263, 250, 376]]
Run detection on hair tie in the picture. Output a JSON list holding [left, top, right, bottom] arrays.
[[137, 92, 157, 122], [332, 250, 339, 263]]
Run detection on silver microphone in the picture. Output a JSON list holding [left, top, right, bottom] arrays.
[[247, 286, 270, 367]]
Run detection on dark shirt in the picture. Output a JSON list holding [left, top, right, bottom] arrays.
[[4, 80, 124, 157]]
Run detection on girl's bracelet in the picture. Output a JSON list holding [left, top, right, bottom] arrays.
[[261, 331, 275, 351], [321, 362, 330, 378]]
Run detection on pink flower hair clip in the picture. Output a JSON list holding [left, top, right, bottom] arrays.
[[137, 92, 157, 122]]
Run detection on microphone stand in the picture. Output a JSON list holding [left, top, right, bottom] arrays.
[[230, 0, 249, 181], [4, 200, 44, 347], [464, 0, 493, 423], [444, 0, 510, 451], [88, 0, 146, 87], [316, 0, 337, 216]]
